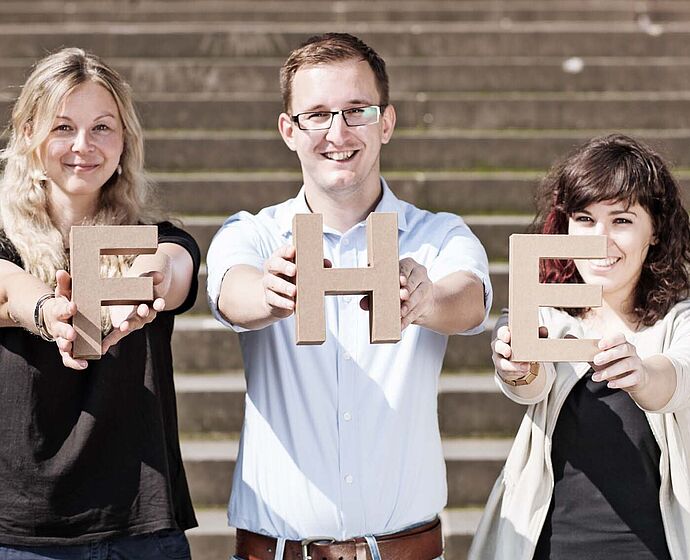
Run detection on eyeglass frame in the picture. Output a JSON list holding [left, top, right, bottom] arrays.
[[290, 104, 388, 131]]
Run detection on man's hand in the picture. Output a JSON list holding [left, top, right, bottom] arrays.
[[261, 244, 297, 319], [361, 257, 434, 330], [398, 257, 435, 330]]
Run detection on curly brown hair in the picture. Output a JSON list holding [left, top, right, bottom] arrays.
[[532, 133, 690, 326]]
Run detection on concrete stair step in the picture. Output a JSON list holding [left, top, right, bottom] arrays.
[[20, 129, 688, 171], [10, 0, 681, 4], [180, 437, 511, 509], [132, 92, 690, 131], [183, 214, 529, 263], [187, 506, 485, 560], [5, 57, 690, 94], [0, 1, 672, 23], [171, 315, 496, 372], [175, 371, 524, 437], [6, 92, 690, 131], [0, 24, 689, 58], [156, 171, 544, 216], [0, 2, 685, 24], [151, 170, 690, 216], [0, 6, 690, 25]]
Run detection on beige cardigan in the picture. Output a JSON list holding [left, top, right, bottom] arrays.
[[469, 302, 690, 560]]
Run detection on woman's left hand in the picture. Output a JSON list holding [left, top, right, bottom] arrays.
[[101, 264, 170, 354], [103, 255, 171, 353], [592, 333, 649, 392], [102, 297, 166, 353]]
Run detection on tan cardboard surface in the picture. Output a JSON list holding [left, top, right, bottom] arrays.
[[509, 234, 607, 362], [70, 225, 158, 359], [293, 213, 401, 345]]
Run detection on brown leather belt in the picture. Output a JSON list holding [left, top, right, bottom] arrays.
[[235, 517, 443, 560]]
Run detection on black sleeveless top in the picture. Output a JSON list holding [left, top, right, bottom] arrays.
[[533, 368, 671, 560]]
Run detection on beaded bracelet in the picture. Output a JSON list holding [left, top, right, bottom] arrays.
[[500, 361, 540, 386], [33, 293, 56, 342]]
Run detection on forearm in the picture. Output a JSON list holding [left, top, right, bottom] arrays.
[[0, 262, 53, 333], [631, 354, 677, 411], [217, 265, 279, 330], [416, 271, 486, 334]]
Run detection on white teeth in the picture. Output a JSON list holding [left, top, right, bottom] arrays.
[[590, 257, 619, 266], [324, 151, 355, 161]]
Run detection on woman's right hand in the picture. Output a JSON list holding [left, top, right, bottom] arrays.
[[492, 325, 548, 383], [48, 270, 87, 370]]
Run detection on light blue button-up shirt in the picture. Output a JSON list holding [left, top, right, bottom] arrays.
[[207, 180, 492, 540]]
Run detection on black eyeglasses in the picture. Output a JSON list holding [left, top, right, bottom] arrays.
[[291, 105, 386, 131]]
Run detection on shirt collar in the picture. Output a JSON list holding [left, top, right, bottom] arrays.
[[276, 177, 409, 238]]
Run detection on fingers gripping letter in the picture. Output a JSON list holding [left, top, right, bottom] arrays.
[[509, 234, 606, 362], [70, 226, 158, 359], [293, 213, 401, 345]]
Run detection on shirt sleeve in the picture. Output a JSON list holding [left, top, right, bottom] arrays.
[[651, 304, 690, 413], [427, 214, 493, 335], [157, 221, 201, 316], [206, 212, 266, 331], [0, 231, 23, 267]]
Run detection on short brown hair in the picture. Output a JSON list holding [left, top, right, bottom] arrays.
[[280, 33, 389, 113], [533, 134, 690, 326]]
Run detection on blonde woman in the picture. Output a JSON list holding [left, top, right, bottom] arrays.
[[0, 48, 199, 558]]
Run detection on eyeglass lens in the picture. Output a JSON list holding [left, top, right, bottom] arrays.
[[298, 106, 380, 130]]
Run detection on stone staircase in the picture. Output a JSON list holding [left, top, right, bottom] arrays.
[[1, 1, 688, 558]]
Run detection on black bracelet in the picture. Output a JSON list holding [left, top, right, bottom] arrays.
[[33, 293, 56, 342]]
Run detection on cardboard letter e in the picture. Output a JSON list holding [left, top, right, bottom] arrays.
[[509, 234, 607, 362]]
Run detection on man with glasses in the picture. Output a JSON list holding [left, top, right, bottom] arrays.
[[207, 33, 492, 560]]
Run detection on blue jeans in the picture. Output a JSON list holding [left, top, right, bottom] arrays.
[[0, 530, 190, 560]]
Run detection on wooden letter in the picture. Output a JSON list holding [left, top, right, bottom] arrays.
[[509, 234, 607, 362], [70, 225, 158, 359], [293, 213, 401, 345]]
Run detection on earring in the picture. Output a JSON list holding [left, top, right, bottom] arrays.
[[116, 164, 122, 176], [34, 169, 49, 188]]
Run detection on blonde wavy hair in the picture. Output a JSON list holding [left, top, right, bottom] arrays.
[[0, 47, 161, 291]]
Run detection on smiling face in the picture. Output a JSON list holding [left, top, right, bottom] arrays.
[[278, 58, 395, 202], [569, 200, 656, 308], [39, 81, 124, 210]]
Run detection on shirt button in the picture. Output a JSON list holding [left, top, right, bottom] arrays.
[[343, 296, 352, 304], [343, 412, 352, 421], [342, 238, 350, 246], [345, 474, 354, 484], [343, 352, 351, 361]]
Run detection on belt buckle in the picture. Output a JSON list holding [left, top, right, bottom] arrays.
[[300, 536, 336, 560]]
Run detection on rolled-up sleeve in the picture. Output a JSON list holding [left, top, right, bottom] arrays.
[[206, 212, 265, 331], [653, 306, 690, 413], [427, 215, 492, 335]]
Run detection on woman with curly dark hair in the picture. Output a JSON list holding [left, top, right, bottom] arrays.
[[470, 134, 690, 560]]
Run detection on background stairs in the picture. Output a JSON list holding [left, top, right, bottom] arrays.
[[0, 1, 687, 558]]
